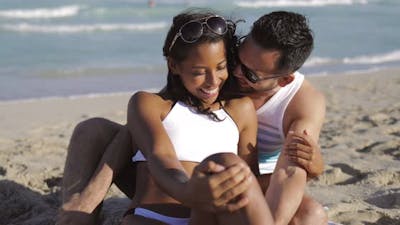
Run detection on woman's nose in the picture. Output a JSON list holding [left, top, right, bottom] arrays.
[[206, 71, 218, 85]]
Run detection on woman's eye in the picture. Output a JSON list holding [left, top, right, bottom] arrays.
[[217, 64, 227, 70], [192, 71, 206, 76]]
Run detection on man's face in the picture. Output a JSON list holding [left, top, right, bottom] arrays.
[[234, 36, 286, 94]]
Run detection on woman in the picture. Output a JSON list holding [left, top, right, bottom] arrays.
[[121, 9, 274, 225]]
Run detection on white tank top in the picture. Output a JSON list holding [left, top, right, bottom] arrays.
[[257, 72, 304, 174], [132, 101, 239, 163]]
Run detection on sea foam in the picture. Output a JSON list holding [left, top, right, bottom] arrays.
[[235, 0, 368, 8], [343, 50, 400, 65], [0, 22, 169, 33], [305, 50, 400, 68], [0, 5, 81, 19], [304, 57, 337, 67]]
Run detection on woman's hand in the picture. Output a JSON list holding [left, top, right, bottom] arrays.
[[184, 160, 252, 212]]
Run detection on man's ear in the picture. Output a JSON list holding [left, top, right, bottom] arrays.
[[277, 74, 295, 87], [167, 57, 179, 75]]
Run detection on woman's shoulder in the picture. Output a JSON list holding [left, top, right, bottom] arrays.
[[225, 96, 255, 114], [128, 91, 173, 114], [129, 91, 159, 105], [223, 96, 256, 129]]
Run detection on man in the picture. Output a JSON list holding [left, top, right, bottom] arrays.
[[57, 11, 326, 225], [233, 11, 327, 225]]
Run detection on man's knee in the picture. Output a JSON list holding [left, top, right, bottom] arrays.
[[293, 196, 327, 225]]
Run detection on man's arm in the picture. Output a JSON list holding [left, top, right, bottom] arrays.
[[283, 79, 326, 178], [266, 79, 326, 225]]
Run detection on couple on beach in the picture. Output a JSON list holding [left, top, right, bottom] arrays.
[[57, 8, 327, 225]]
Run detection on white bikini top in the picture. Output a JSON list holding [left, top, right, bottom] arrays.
[[132, 101, 239, 163]]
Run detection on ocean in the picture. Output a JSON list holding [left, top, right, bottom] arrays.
[[1, 0, 399, 101]]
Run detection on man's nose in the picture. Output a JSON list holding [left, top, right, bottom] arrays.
[[233, 64, 243, 78]]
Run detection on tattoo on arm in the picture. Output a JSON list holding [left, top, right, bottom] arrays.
[[166, 168, 189, 183]]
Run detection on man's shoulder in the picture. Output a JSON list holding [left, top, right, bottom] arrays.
[[279, 75, 326, 136], [283, 71, 320, 100], [297, 78, 325, 103], [286, 77, 326, 118]]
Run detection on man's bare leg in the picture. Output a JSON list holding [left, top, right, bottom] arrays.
[[258, 174, 327, 225], [58, 118, 135, 224]]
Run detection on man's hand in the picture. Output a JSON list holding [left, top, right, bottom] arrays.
[[184, 160, 252, 212], [284, 130, 324, 178]]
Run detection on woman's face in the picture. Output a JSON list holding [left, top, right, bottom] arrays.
[[171, 40, 228, 107]]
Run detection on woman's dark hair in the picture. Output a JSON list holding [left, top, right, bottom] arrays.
[[160, 8, 237, 121]]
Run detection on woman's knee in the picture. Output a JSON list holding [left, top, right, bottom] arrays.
[[72, 118, 121, 140], [201, 153, 260, 194], [202, 152, 245, 168], [68, 117, 124, 158]]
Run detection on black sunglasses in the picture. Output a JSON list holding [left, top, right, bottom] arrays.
[[168, 15, 228, 52], [241, 63, 284, 83]]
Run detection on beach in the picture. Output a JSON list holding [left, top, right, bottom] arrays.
[[0, 68, 399, 225], [1, 0, 400, 224]]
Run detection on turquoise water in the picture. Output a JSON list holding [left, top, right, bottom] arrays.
[[1, 0, 399, 100]]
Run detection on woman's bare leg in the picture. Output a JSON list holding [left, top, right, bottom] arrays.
[[58, 118, 135, 224], [121, 214, 169, 225], [189, 209, 218, 225]]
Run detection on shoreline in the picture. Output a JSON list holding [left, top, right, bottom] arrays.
[[0, 68, 399, 224], [1, 65, 400, 104]]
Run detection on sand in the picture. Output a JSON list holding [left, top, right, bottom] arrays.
[[0, 69, 399, 225]]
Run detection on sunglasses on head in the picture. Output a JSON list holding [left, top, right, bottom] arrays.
[[168, 15, 228, 52]]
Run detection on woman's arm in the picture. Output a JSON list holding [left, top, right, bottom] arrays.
[[128, 92, 190, 199], [227, 97, 259, 175], [127, 92, 251, 211]]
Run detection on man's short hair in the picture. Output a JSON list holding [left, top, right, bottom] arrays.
[[251, 11, 314, 73]]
